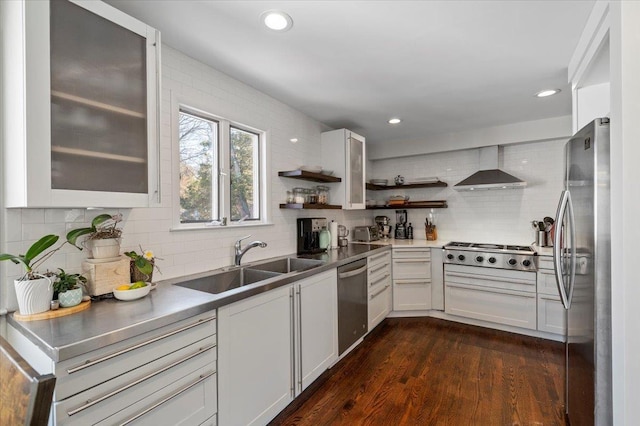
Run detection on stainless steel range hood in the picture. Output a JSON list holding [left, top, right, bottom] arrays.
[[454, 146, 526, 191]]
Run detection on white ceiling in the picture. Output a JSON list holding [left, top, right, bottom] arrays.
[[106, 0, 595, 146]]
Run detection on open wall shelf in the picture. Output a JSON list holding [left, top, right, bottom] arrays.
[[278, 170, 341, 183], [366, 181, 447, 190]]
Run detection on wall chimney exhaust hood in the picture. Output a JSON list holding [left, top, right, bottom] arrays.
[[454, 146, 526, 191]]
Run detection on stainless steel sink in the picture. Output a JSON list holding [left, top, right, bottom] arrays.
[[174, 268, 282, 295], [250, 257, 325, 274]]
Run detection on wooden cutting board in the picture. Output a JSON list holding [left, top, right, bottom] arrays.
[[13, 300, 91, 321]]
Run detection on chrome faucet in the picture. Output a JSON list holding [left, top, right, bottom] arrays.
[[234, 235, 267, 266]]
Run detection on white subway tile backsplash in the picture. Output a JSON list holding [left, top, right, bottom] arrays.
[[2, 43, 568, 314]]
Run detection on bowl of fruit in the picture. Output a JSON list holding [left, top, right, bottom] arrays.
[[113, 281, 151, 301]]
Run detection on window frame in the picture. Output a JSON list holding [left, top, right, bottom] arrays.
[[171, 95, 270, 230]]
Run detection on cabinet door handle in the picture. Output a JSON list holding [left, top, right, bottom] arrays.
[[67, 344, 215, 416], [370, 285, 390, 300], [289, 287, 295, 398], [119, 371, 215, 426], [370, 274, 390, 287], [369, 263, 390, 275], [394, 259, 429, 264], [66, 315, 216, 374], [297, 286, 303, 392]]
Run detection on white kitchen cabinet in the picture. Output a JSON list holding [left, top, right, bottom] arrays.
[[367, 251, 392, 330], [537, 255, 567, 335], [296, 269, 339, 391], [444, 264, 537, 330], [2, 0, 159, 208], [218, 269, 338, 426], [8, 311, 218, 425], [392, 248, 432, 311], [218, 285, 293, 426], [321, 129, 366, 209]]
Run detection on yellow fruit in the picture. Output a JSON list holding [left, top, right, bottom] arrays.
[[129, 281, 147, 290], [116, 284, 131, 291]]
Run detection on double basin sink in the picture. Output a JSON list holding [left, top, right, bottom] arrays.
[[174, 257, 325, 295]]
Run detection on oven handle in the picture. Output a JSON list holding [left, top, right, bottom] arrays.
[[444, 271, 535, 286], [338, 265, 368, 279]]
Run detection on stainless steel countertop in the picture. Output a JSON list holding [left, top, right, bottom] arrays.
[[7, 243, 389, 362]]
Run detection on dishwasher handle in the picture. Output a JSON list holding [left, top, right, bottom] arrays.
[[338, 264, 368, 279]]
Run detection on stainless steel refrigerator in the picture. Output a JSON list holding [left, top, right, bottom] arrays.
[[553, 117, 612, 425]]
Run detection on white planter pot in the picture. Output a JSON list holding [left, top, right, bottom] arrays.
[[14, 275, 53, 315], [87, 238, 121, 259], [58, 288, 83, 308]]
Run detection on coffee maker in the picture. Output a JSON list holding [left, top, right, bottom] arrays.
[[395, 210, 408, 239], [297, 218, 327, 254]]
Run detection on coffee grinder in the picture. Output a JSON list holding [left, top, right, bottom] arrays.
[[395, 210, 408, 239]]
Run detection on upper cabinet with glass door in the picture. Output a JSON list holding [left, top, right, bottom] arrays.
[[2, 0, 159, 207], [321, 129, 366, 209]]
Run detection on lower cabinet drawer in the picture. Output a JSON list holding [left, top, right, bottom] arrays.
[[445, 283, 536, 330], [368, 283, 391, 331], [54, 341, 217, 425], [392, 259, 432, 280], [393, 279, 432, 311], [537, 294, 567, 335]]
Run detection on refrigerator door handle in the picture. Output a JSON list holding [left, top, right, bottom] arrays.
[[566, 191, 577, 308], [553, 190, 571, 309]]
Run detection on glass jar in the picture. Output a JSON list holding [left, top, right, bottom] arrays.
[[308, 188, 318, 204], [293, 187, 306, 204], [316, 185, 330, 204], [286, 190, 295, 204]]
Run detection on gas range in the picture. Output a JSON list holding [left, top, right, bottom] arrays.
[[443, 241, 537, 271]]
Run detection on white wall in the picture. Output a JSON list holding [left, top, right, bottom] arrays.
[[0, 43, 567, 311], [369, 139, 566, 244], [0, 45, 370, 312]]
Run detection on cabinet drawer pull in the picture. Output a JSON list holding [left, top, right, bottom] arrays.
[[394, 259, 429, 264], [370, 285, 390, 300], [369, 252, 389, 263], [395, 279, 431, 285], [369, 263, 390, 275], [66, 315, 216, 374], [67, 344, 215, 416], [370, 274, 390, 287], [119, 371, 215, 426]]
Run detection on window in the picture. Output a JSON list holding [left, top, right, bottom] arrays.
[[177, 106, 266, 227]]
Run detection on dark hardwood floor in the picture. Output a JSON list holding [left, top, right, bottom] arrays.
[[271, 317, 565, 426]]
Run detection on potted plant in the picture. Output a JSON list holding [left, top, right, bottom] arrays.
[[125, 247, 161, 283], [0, 235, 63, 315], [53, 268, 87, 308], [67, 213, 123, 259]]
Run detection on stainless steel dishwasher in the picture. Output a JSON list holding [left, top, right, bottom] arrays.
[[337, 258, 368, 355]]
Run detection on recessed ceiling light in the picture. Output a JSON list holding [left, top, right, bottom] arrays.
[[388, 118, 402, 124], [290, 138, 298, 143], [535, 89, 561, 98], [261, 10, 293, 32]]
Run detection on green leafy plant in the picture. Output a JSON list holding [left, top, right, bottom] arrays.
[[53, 268, 87, 294], [0, 234, 62, 280], [67, 213, 123, 248]]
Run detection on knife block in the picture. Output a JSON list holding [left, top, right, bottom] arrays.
[[82, 257, 130, 296]]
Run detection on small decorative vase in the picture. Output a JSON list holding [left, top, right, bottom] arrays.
[[394, 175, 405, 185], [87, 238, 121, 259], [14, 275, 53, 315], [58, 288, 83, 308], [130, 260, 154, 283]]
